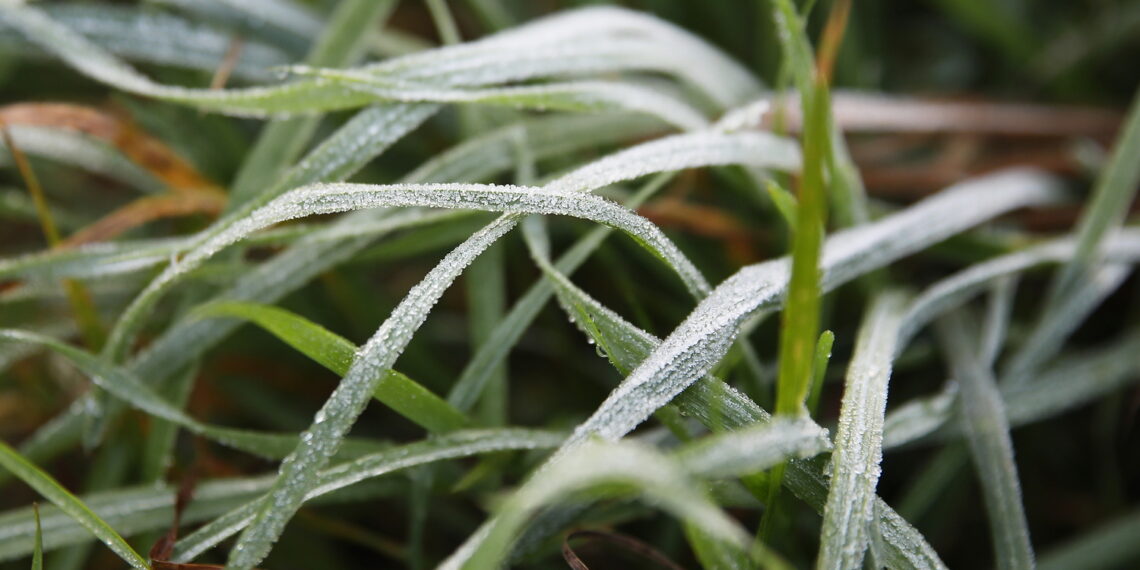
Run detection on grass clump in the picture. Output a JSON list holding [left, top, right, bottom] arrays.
[[0, 1, 1138, 569]]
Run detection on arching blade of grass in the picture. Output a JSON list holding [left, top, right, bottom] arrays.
[[818, 291, 908, 569], [191, 301, 468, 434], [0, 441, 148, 570], [937, 312, 1035, 569], [170, 428, 563, 563], [440, 440, 754, 570]]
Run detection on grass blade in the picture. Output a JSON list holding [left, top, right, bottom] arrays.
[[937, 313, 1034, 570], [192, 301, 468, 433], [818, 291, 908, 569], [0, 441, 147, 569]]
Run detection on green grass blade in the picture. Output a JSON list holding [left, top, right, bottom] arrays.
[[937, 313, 1035, 570], [0, 441, 148, 570], [30, 503, 42, 570], [0, 125, 161, 191], [191, 301, 468, 433], [818, 291, 908, 569]]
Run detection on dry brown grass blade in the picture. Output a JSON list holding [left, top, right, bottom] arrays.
[[0, 103, 221, 193], [62, 192, 226, 247]]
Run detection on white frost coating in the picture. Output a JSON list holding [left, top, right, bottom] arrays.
[[545, 131, 800, 194], [559, 168, 1062, 450], [170, 429, 563, 563], [507, 216, 949, 570], [675, 418, 831, 478], [1, 4, 758, 116], [439, 441, 752, 570], [818, 291, 908, 570]]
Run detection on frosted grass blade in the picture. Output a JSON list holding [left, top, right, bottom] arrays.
[[937, 313, 1034, 570], [884, 330, 1140, 449], [674, 418, 831, 478], [225, 0, 396, 208], [560, 169, 1061, 449], [898, 230, 1140, 348], [0, 441, 147, 569], [818, 291, 908, 570], [170, 429, 563, 563]]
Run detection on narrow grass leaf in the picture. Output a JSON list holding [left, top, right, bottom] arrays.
[[818, 291, 908, 570], [0, 441, 148, 570], [31, 504, 42, 570], [191, 301, 468, 433], [937, 313, 1034, 570]]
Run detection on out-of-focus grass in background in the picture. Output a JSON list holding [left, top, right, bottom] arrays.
[[0, 0, 1137, 568]]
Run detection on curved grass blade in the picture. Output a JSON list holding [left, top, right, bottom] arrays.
[[191, 301, 468, 433], [0, 441, 148, 570], [441, 440, 753, 570], [818, 291, 908, 569], [937, 313, 1034, 570], [170, 428, 563, 563]]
